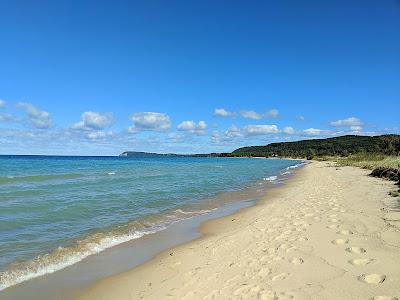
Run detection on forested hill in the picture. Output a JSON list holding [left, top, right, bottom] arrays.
[[231, 135, 400, 158]]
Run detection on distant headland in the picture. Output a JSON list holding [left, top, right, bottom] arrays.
[[119, 151, 227, 158]]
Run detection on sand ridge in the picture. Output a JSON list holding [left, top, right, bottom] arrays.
[[80, 162, 400, 300]]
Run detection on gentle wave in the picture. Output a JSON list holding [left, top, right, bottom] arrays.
[[0, 207, 213, 291], [0, 173, 83, 184], [285, 161, 306, 170]]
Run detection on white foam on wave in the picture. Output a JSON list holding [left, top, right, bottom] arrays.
[[107, 172, 116, 175], [0, 226, 163, 291], [285, 161, 306, 170], [263, 176, 278, 182], [0, 206, 218, 291], [175, 208, 215, 215]]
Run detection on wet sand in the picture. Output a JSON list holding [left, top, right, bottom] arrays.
[[80, 161, 400, 300]]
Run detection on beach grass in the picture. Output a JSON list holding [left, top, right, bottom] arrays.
[[334, 154, 400, 169]]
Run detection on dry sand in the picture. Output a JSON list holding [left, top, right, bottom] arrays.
[[80, 161, 400, 300]]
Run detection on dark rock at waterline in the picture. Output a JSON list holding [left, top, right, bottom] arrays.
[[370, 167, 400, 186]]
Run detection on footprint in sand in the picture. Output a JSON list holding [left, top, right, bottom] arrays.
[[258, 267, 271, 276], [272, 256, 284, 262], [260, 291, 294, 300], [337, 230, 354, 235], [327, 224, 339, 229], [289, 257, 304, 265], [371, 297, 398, 300], [358, 273, 386, 284], [331, 238, 349, 245], [272, 272, 290, 281], [346, 247, 366, 254], [348, 258, 375, 266]]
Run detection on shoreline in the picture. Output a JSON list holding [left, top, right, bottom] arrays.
[[0, 159, 303, 299], [80, 161, 400, 300]]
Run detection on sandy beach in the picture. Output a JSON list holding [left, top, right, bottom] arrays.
[[80, 161, 400, 300]]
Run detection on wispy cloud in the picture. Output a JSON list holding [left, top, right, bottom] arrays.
[[303, 128, 325, 136], [16, 102, 52, 129], [225, 125, 242, 138], [0, 100, 6, 108], [213, 108, 236, 117], [265, 109, 279, 118], [330, 117, 363, 127], [230, 108, 280, 120], [86, 130, 114, 140], [128, 112, 171, 132], [239, 110, 263, 120], [0, 113, 21, 123]]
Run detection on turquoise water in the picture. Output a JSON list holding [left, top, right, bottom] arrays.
[[0, 155, 302, 290]]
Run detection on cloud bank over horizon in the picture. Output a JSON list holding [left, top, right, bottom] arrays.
[[0, 99, 397, 155]]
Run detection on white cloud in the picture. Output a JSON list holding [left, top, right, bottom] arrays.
[[210, 125, 243, 145], [303, 128, 324, 135], [244, 124, 279, 135], [265, 109, 279, 118], [128, 112, 171, 132], [213, 108, 235, 117], [283, 126, 295, 134], [0, 100, 6, 108], [330, 117, 363, 127], [297, 115, 305, 121], [177, 121, 196, 131], [350, 126, 363, 131], [177, 120, 207, 135], [16, 102, 52, 129], [198, 121, 207, 130], [239, 109, 279, 120], [240, 110, 262, 120], [71, 111, 115, 131], [177, 120, 206, 130]]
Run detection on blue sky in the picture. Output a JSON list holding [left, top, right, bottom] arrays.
[[0, 0, 399, 155]]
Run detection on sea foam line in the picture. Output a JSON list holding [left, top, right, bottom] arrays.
[[263, 176, 278, 182], [0, 207, 215, 292], [0, 229, 156, 291]]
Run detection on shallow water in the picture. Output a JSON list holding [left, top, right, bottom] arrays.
[[0, 155, 302, 291]]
